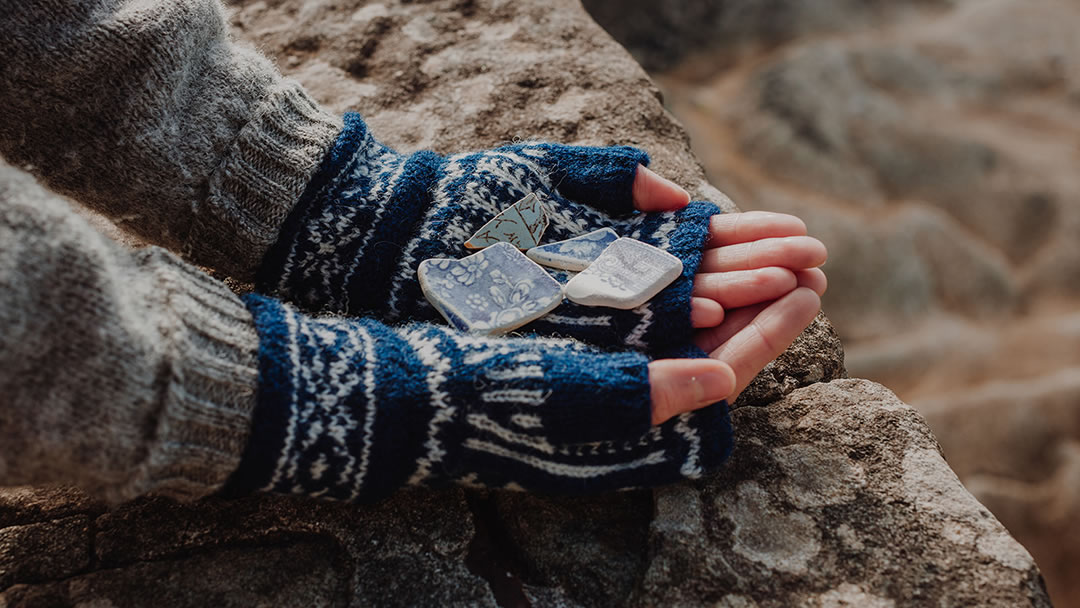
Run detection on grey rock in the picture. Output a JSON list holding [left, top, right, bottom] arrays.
[[0, 486, 104, 528], [635, 380, 1051, 607], [3, 541, 351, 608], [92, 490, 494, 607], [491, 491, 653, 606], [581, 0, 950, 72]]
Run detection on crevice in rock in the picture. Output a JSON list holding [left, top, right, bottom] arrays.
[[85, 510, 99, 576], [1024, 568, 1054, 608], [1, 533, 352, 596], [464, 490, 532, 608], [89, 522, 345, 572]]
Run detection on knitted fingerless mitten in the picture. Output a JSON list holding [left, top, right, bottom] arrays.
[[224, 295, 732, 500], [257, 113, 720, 354]]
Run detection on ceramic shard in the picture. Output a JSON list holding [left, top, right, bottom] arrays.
[[418, 242, 563, 335], [464, 192, 549, 250], [525, 227, 619, 271], [564, 238, 682, 309]]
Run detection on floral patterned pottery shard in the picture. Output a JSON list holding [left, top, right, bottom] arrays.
[[464, 192, 549, 250], [418, 242, 564, 335], [525, 227, 619, 271], [564, 238, 683, 309]]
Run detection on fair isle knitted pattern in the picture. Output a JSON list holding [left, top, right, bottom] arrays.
[[226, 295, 733, 500], [257, 113, 721, 353]]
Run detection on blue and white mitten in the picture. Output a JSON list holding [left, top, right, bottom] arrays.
[[257, 113, 720, 354], [224, 295, 733, 501]]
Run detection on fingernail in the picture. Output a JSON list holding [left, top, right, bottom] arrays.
[[667, 178, 691, 200], [691, 372, 731, 406], [654, 168, 690, 199]]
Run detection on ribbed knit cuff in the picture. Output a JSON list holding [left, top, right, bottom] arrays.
[[125, 252, 260, 501], [187, 81, 343, 282]]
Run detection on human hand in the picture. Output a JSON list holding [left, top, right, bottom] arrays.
[[631, 166, 826, 329], [648, 285, 821, 424], [632, 168, 827, 424]]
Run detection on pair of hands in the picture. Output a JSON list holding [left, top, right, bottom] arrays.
[[631, 167, 828, 425]]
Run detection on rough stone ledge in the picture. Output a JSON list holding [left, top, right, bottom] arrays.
[[0, 380, 1051, 607]]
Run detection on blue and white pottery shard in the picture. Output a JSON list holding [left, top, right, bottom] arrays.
[[465, 192, 549, 250], [564, 238, 683, 309], [525, 227, 619, 271], [418, 242, 563, 335]]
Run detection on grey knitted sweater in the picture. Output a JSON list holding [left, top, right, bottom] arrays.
[[0, 0, 340, 501]]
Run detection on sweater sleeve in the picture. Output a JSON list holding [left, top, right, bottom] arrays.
[[0, 161, 260, 503], [0, 0, 342, 281]]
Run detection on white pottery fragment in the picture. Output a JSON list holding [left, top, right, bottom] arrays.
[[525, 227, 619, 271], [564, 238, 682, 309], [465, 192, 548, 249], [418, 242, 563, 335]]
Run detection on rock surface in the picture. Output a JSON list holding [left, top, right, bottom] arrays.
[[0, 381, 1051, 607], [0, 0, 1050, 606], [582, 0, 950, 73], [582, 0, 1080, 604]]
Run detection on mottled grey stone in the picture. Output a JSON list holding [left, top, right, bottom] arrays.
[[634, 380, 1051, 607], [581, 0, 950, 71], [0, 486, 104, 528], [88, 490, 493, 607], [491, 491, 653, 607]]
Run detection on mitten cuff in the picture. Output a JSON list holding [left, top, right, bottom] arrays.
[[127, 252, 260, 501], [188, 81, 343, 281]]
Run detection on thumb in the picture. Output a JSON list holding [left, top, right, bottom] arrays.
[[633, 165, 691, 212], [648, 359, 735, 425]]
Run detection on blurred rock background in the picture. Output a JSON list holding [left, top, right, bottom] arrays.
[[580, 0, 1080, 604]]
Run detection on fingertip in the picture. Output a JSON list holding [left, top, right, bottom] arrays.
[[699, 358, 737, 396], [807, 237, 829, 267], [690, 297, 725, 328], [648, 359, 735, 425], [783, 213, 808, 236], [760, 266, 799, 291], [788, 286, 823, 319], [633, 165, 691, 212], [795, 268, 828, 296]]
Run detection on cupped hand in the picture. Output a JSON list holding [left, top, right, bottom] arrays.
[[633, 166, 827, 425]]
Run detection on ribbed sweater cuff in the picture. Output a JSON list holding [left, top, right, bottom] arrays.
[[127, 253, 260, 501], [187, 81, 343, 281]]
